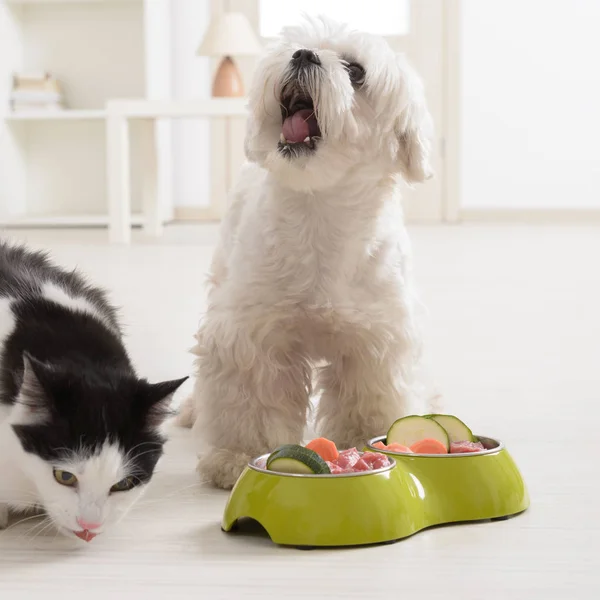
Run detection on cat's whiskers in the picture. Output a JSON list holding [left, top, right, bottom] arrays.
[[22, 518, 56, 545], [0, 511, 48, 537], [128, 481, 208, 506], [0, 498, 40, 508], [123, 448, 163, 471], [126, 441, 163, 457]]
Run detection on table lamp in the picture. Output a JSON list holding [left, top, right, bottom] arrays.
[[197, 12, 263, 97]]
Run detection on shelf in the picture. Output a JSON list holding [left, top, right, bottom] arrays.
[[6, 1, 142, 4], [3, 100, 249, 121], [3, 109, 106, 122], [0, 214, 146, 228], [106, 98, 248, 118]]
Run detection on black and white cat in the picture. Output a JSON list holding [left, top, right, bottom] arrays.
[[0, 242, 187, 541]]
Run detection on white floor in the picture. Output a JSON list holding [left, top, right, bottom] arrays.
[[0, 224, 598, 599]]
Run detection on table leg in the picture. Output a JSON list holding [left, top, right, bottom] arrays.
[[140, 118, 162, 238], [106, 113, 131, 244]]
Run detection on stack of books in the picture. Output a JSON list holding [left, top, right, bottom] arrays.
[[10, 72, 65, 112]]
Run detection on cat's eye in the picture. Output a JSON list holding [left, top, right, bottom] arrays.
[[53, 469, 78, 487], [346, 62, 366, 86], [110, 476, 136, 493]]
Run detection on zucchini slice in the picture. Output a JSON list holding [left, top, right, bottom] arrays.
[[387, 415, 450, 450], [266, 444, 331, 474], [427, 414, 474, 443]]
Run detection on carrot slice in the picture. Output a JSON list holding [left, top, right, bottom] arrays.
[[410, 438, 448, 454], [385, 443, 413, 453], [305, 437, 339, 462], [372, 441, 387, 450]]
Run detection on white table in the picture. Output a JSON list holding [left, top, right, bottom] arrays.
[[105, 98, 248, 244]]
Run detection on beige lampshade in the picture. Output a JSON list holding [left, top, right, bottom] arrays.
[[197, 12, 263, 57]]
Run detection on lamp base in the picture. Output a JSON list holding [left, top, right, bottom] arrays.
[[212, 56, 244, 98]]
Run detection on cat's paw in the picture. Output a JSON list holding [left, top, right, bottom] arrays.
[[196, 448, 251, 490], [0, 504, 9, 529]]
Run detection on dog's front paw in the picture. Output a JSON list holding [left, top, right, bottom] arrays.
[[197, 448, 252, 490], [0, 504, 8, 529]]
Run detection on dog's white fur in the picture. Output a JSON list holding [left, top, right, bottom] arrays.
[[182, 16, 433, 488]]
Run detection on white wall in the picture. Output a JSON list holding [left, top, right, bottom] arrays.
[[460, 0, 600, 209], [170, 0, 211, 207]]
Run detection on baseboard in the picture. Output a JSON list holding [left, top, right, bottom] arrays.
[[460, 209, 600, 223], [0, 214, 146, 228], [173, 206, 222, 222], [175, 209, 443, 225], [172, 207, 600, 225]]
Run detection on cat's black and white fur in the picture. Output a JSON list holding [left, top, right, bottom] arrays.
[[0, 242, 187, 541]]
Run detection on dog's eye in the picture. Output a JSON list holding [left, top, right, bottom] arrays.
[[346, 62, 366, 86]]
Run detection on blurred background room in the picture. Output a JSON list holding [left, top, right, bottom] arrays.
[[1, 0, 598, 234], [0, 0, 599, 596], [2, 0, 597, 413]]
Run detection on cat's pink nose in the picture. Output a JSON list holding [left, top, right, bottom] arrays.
[[76, 518, 101, 531]]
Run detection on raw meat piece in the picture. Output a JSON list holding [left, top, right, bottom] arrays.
[[361, 452, 391, 470], [450, 441, 485, 454], [335, 448, 361, 470], [352, 458, 372, 471], [326, 461, 344, 474]]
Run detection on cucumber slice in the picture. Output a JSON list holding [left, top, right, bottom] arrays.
[[266, 444, 331, 474], [427, 414, 474, 443], [387, 415, 450, 450]]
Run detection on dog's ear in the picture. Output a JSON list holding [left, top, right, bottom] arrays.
[[243, 115, 259, 163], [243, 87, 272, 164], [393, 54, 434, 184]]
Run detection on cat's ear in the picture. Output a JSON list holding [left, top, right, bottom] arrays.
[[15, 353, 54, 423], [140, 376, 189, 428]]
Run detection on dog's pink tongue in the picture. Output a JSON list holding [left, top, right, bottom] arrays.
[[282, 109, 313, 143]]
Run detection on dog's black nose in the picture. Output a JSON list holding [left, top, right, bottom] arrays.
[[292, 49, 321, 66]]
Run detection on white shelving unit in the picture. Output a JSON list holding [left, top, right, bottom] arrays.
[[0, 0, 173, 227], [4, 110, 107, 121], [105, 97, 247, 243]]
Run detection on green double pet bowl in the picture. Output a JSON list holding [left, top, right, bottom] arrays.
[[221, 435, 529, 548]]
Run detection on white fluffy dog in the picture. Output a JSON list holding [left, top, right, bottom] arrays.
[[182, 16, 433, 489]]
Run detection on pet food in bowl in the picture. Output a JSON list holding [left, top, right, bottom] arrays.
[[363, 414, 530, 531], [380, 414, 486, 455], [221, 440, 407, 547], [222, 416, 529, 548], [258, 439, 392, 475]]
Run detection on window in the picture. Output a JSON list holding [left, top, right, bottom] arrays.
[[259, 0, 410, 38]]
